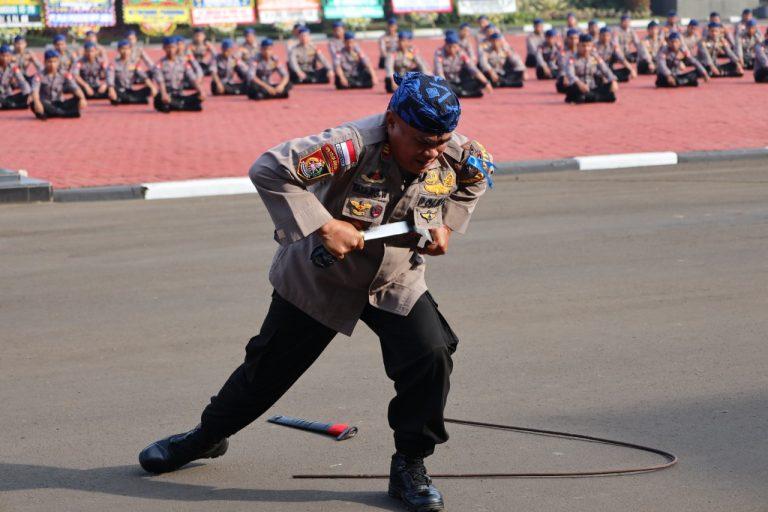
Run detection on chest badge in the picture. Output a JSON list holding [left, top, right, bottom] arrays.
[[423, 169, 453, 195], [362, 169, 385, 184]]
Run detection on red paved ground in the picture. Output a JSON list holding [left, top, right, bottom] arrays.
[[2, 35, 767, 188]]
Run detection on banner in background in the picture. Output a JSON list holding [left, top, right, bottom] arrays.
[[457, 0, 516, 15], [45, 0, 114, 26], [123, 0, 189, 35], [391, 0, 451, 14], [256, 0, 320, 24], [191, 0, 254, 26], [322, 0, 383, 19], [0, 0, 44, 27]]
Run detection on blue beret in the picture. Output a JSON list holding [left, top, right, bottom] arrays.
[[567, 12, 575, 18], [747, 19, 757, 28], [53, 34, 66, 43], [126, 29, 136, 36], [0, 44, 11, 54], [588, 19, 598, 26], [478, 15, 488, 21], [193, 27, 204, 33], [600, 27, 611, 34], [44, 49, 60, 60], [332, 20, 344, 28], [260, 38, 273, 47], [398, 30, 413, 40], [222, 38, 234, 49], [444, 32, 459, 44], [298, 26, 309, 34], [489, 32, 502, 40], [710, 12, 719, 18], [244, 27, 255, 35], [648, 21, 658, 28], [388, 72, 460, 135], [292, 23, 301, 29], [460, 22, 470, 29], [668, 10, 677, 16], [14, 35, 25, 43], [566, 28, 580, 37], [743, 8, 752, 15], [85, 30, 95, 36], [117, 39, 130, 48], [83, 41, 95, 50], [668, 32, 681, 40], [579, 34, 592, 43], [344, 31, 355, 40], [545, 29, 556, 37], [388, 16, 397, 25], [533, 18, 543, 24], [620, 14, 630, 21], [162, 36, 175, 46], [689, 19, 699, 27], [708, 21, 719, 29]]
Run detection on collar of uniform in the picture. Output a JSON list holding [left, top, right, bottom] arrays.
[[441, 134, 463, 163]]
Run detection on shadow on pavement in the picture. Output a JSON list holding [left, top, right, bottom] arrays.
[[0, 463, 402, 511]]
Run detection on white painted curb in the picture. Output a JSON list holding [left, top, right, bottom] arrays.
[[576, 152, 678, 171], [143, 177, 255, 200]]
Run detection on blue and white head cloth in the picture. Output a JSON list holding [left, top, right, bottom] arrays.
[[388, 72, 461, 135]]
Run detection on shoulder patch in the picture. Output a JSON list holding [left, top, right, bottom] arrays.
[[460, 141, 495, 187], [297, 143, 341, 182]]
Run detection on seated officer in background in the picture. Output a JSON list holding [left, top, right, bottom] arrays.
[[385, 31, 428, 93], [240, 28, 259, 62], [732, 8, 754, 43], [754, 32, 768, 82], [153, 36, 204, 113], [587, 19, 601, 40], [663, 10, 682, 39], [698, 22, 743, 77], [190, 27, 215, 76], [74, 41, 109, 100], [525, 18, 545, 68], [596, 27, 636, 82], [334, 32, 377, 90], [1, 44, 31, 109], [683, 20, 702, 56], [107, 40, 156, 105], [556, 28, 581, 93], [735, 19, 763, 70], [83, 30, 108, 63], [30, 49, 86, 120], [51, 35, 78, 73], [564, 34, 618, 104], [247, 38, 291, 100], [434, 31, 492, 98], [328, 20, 346, 62], [458, 23, 477, 64], [479, 32, 526, 88], [535, 29, 561, 80], [11, 35, 41, 82], [637, 21, 664, 75], [177, 37, 205, 88], [379, 17, 399, 69], [126, 29, 154, 69], [211, 39, 248, 95], [289, 26, 332, 84], [615, 14, 641, 63], [656, 32, 709, 88], [560, 11, 579, 40]]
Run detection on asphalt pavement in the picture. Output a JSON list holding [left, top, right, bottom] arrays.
[[1, 159, 767, 512]]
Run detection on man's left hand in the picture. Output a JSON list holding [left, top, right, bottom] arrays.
[[419, 226, 452, 256]]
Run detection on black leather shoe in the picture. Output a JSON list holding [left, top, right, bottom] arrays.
[[388, 453, 444, 512], [138, 425, 228, 474]]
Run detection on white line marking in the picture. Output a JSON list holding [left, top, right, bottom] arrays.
[[576, 152, 678, 171], [143, 177, 255, 200]]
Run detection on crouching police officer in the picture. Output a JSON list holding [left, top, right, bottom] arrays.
[[247, 38, 291, 100], [107, 40, 157, 105], [138, 72, 493, 512], [30, 50, 86, 120], [152, 36, 204, 113], [656, 32, 709, 88], [385, 30, 428, 93], [211, 39, 249, 96], [334, 31, 378, 89], [479, 32, 526, 88], [565, 34, 618, 104], [1, 44, 31, 109]]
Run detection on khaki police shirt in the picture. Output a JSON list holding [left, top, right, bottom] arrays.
[[107, 57, 148, 91], [0, 63, 30, 97], [248, 113, 491, 335], [289, 43, 331, 74], [656, 45, 706, 77], [385, 49, 428, 77]]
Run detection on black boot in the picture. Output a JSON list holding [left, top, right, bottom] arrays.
[[388, 453, 444, 512], [138, 425, 228, 474]]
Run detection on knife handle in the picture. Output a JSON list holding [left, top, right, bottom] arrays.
[[311, 245, 338, 268]]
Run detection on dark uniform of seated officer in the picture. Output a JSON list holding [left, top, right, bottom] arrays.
[[525, 18, 545, 68], [190, 27, 214, 76], [735, 20, 763, 70], [246, 38, 291, 100], [107, 40, 157, 105], [434, 31, 492, 98], [30, 50, 86, 120], [565, 34, 618, 104], [152, 36, 204, 113], [637, 21, 663, 75], [11, 35, 42, 83], [138, 71, 492, 512], [211, 39, 248, 96], [385, 31, 428, 93], [698, 22, 744, 78], [334, 31, 377, 90], [74, 41, 109, 100], [289, 26, 332, 84], [656, 32, 709, 88], [536, 29, 561, 80], [596, 27, 636, 82], [379, 16, 399, 69], [755, 34, 768, 83], [479, 32, 526, 88], [1, 44, 31, 109]]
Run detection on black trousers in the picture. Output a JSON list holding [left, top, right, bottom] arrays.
[[199, 61, 212, 76], [626, 51, 638, 63], [200, 291, 458, 458], [536, 66, 558, 80], [709, 61, 743, 77], [111, 87, 152, 105], [484, 65, 524, 88], [153, 91, 202, 113], [84, 87, 109, 100], [656, 70, 700, 87], [555, 76, 568, 93], [611, 66, 632, 82], [1, 92, 29, 110], [525, 54, 537, 68], [755, 68, 768, 83], [211, 81, 247, 96], [743, 57, 754, 70], [247, 82, 292, 100], [565, 82, 616, 104], [637, 59, 654, 75], [378, 55, 387, 69], [448, 68, 485, 98], [32, 97, 80, 119], [289, 67, 330, 84], [335, 65, 374, 89]]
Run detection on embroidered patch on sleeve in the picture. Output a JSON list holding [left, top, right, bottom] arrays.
[[334, 139, 358, 168], [297, 143, 341, 182]]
